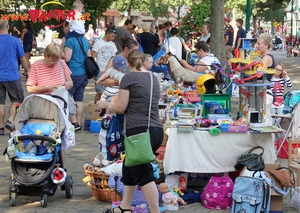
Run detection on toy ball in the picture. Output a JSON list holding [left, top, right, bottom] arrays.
[[196, 74, 216, 95], [51, 167, 67, 185]]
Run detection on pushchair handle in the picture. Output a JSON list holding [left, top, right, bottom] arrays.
[[15, 135, 58, 146], [49, 95, 68, 114]]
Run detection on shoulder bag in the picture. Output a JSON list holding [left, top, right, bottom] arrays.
[[58, 60, 77, 116], [124, 72, 155, 167], [234, 146, 265, 171], [76, 37, 100, 79]]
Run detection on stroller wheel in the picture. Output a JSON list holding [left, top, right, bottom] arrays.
[[65, 175, 73, 198], [9, 192, 17, 206], [9, 182, 17, 206], [41, 193, 48, 208]]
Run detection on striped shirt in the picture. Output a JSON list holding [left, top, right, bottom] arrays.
[[271, 76, 293, 97], [27, 59, 72, 92]]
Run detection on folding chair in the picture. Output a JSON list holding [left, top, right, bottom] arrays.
[[272, 91, 300, 158], [271, 113, 294, 157]]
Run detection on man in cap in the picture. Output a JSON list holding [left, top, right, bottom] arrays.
[[92, 26, 118, 103]]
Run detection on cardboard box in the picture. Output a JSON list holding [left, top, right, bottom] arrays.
[[85, 104, 101, 120], [240, 164, 283, 212], [162, 124, 168, 146]]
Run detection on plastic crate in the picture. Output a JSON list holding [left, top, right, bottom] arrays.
[[90, 120, 101, 133], [201, 94, 231, 117]]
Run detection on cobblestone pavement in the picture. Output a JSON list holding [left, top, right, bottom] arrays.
[[0, 50, 299, 213]]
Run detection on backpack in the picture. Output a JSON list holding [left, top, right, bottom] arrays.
[[231, 171, 271, 213]]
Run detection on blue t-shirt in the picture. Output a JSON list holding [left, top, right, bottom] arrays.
[[235, 26, 245, 49], [65, 37, 90, 76], [0, 34, 24, 82]]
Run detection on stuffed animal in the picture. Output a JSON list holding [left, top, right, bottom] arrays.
[[92, 152, 113, 167], [158, 183, 187, 206], [151, 163, 160, 179], [155, 53, 201, 87]]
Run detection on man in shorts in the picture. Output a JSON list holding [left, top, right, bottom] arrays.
[[0, 20, 30, 135]]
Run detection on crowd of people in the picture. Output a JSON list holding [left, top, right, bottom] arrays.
[[0, 0, 295, 211]]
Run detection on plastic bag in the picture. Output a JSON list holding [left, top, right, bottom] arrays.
[[99, 115, 124, 161]]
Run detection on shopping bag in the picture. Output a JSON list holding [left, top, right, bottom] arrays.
[[234, 146, 265, 171], [150, 48, 168, 73], [99, 115, 124, 161], [124, 130, 154, 167], [200, 175, 234, 210]]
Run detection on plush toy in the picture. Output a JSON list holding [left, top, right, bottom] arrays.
[[173, 187, 184, 196], [92, 152, 113, 167], [158, 183, 187, 206], [151, 163, 160, 179]]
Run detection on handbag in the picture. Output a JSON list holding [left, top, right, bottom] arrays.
[[200, 175, 234, 210], [76, 37, 100, 79], [58, 60, 77, 116], [268, 167, 295, 187], [124, 72, 155, 167], [234, 146, 265, 171]]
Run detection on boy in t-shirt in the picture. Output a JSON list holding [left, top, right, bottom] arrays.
[[64, 0, 85, 40], [98, 55, 127, 101]]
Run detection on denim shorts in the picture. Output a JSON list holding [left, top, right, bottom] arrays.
[[68, 74, 88, 102], [0, 79, 24, 104], [23, 44, 32, 53]]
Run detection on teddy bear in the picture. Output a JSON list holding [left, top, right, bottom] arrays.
[[158, 183, 187, 206]]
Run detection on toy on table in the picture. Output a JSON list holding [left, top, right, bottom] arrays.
[[158, 183, 187, 206]]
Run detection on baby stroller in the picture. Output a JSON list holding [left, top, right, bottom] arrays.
[[4, 94, 75, 207]]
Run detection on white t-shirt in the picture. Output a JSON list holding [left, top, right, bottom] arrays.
[[164, 37, 182, 60], [44, 29, 53, 46], [85, 28, 94, 41], [69, 12, 85, 35], [200, 33, 210, 43], [92, 39, 117, 72], [199, 54, 220, 71]]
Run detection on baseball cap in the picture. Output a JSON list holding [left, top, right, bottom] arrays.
[[113, 55, 127, 71], [105, 26, 117, 35]]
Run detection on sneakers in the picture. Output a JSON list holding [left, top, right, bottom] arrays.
[[72, 122, 82, 132], [5, 120, 15, 132], [0, 128, 4, 135]]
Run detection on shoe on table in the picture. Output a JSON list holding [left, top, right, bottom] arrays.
[[5, 120, 15, 132], [72, 122, 82, 132]]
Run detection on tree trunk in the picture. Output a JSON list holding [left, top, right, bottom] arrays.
[[210, 0, 225, 66], [253, 15, 257, 33]]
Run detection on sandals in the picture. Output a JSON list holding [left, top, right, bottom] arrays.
[[103, 206, 132, 213]]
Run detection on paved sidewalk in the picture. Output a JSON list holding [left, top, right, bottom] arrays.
[[0, 50, 298, 212]]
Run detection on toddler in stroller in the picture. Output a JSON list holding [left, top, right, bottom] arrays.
[[3, 94, 75, 207]]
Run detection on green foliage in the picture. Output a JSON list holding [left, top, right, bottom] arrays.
[[149, 0, 169, 19], [178, 0, 210, 39]]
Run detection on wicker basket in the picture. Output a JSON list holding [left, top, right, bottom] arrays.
[[84, 165, 122, 202], [90, 182, 122, 202]]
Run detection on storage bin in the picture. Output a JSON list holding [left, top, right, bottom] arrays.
[[276, 138, 298, 158], [90, 120, 101, 133], [201, 94, 231, 117]]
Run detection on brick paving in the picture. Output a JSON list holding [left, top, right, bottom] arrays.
[[0, 50, 299, 212]]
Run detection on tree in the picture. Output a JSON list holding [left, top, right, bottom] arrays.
[[149, 0, 169, 20], [178, 0, 210, 39], [210, 0, 226, 65]]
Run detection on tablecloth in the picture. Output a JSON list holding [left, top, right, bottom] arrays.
[[163, 128, 276, 174]]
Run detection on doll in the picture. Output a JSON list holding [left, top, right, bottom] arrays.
[[158, 183, 187, 206]]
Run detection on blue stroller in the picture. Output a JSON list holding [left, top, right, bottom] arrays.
[[4, 94, 75, 207]]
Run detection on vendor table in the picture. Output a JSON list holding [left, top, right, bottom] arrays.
[[163, 128, 276, 174]]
